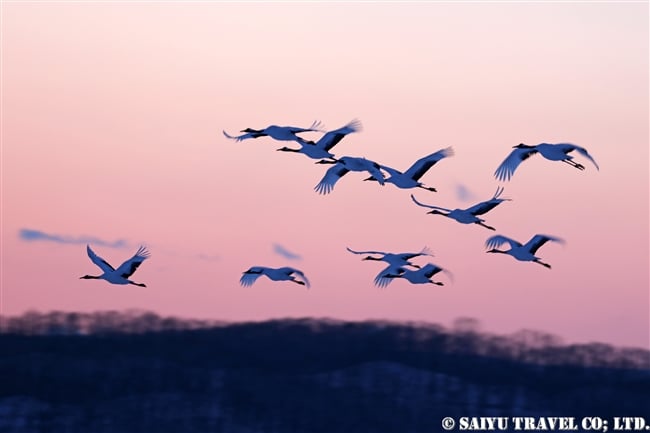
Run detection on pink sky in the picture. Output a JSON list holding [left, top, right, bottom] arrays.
[[2, 2, 648, 348]]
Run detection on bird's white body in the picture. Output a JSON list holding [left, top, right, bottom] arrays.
[[411, 187, 510, 230], [240, 266, 310, 288], [495, 142, 599, 181], [277, 119, 361, 160], [314, 156, 386, 194], [81, 245, 150, 287], [374, 147, 454, 191], [485, 234, 565, 268]]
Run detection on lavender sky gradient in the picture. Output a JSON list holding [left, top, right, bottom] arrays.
[[2, 2, 648, 348]]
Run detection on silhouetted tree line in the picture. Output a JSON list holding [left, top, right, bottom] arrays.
[[0, 310, 648, 433]]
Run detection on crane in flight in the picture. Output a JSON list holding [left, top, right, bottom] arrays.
[[314, 156, 386, 194], [365, 147, 454, 192], [80, 245, 150, 287], [410, 186, 511, 231], [240, 266, 310, 288], [276, 119, 361, 161], [383, 263, 453, 286], [494, 143, 599, 181], [346, 246, 433, 288], [223, 120, 324, 144], [485, 234, 565, 268]]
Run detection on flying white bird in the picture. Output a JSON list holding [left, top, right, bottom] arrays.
[[240, 266, 310, 288], [383, 263, 453, 286], [276, 119, 362, 161], [485, 234, 565, 268], [80, 245, 150, 287], [411, 186, 511, 231], [346, 246, 433, 288], [314, 156, 386, 194], [365, 147, 454, 192], [346, 246, 432, 267], [495, 143, 599, 181], [223, 120, 324, 144]]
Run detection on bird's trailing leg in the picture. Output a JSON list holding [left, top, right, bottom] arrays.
[[291, 279, 308, 288], [129, 281, 147, 287], [475, 221, 496, 231], [417, 184, 437, 192], [429, 281, 444, 286], [562, 159, 585, 170], [534, 259, 552, 269]]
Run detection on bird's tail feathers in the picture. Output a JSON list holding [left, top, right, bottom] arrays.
[[309, 120, 326, 132], [492, 186, 512, 201]]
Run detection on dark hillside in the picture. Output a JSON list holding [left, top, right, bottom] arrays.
[[1, 311, 648, 433]]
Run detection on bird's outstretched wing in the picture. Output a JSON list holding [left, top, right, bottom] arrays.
[[223, 130, 258, 142], [374, 265, 405, 288], [240, 271, 263, 287], [464, 188, 511, 215], [314, 164, 350, 194], [403, 147, 454, 181], [288, 120, 325, 134], [523, 234, 565, 254], [316, 119, 362, 151], [494, 147, 538, 181], [410, 194, 452, 212], [419, 263, 454, 282], [557, 143, 600, 170], [346, 247, 388, 256], [86, 245, 115, 273], [376, 164, 402, 179], [289, 268, 311, 288], [400, 246, 434, 260], [363, 160, 386, 186], [114, 246, 150, 278], [485, 235, 522, 250], [419, 263, 441, 278]]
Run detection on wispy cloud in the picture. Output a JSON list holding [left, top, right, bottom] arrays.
[[196, 253, 220, 262], [273, 243, 301, 261], [19, 228, 127, 248], [454, 183, 477, 202]]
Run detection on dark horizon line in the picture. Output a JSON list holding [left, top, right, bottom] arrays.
[[2, 309, 649, 363]]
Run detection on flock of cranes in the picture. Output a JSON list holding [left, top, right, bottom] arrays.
[[80, 119, 599, 289]]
